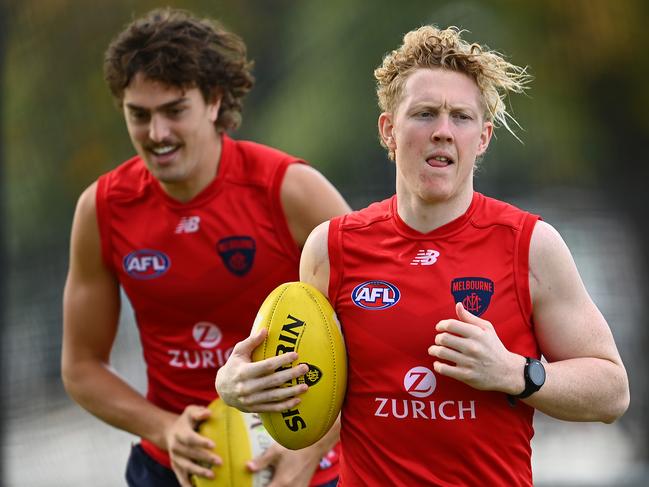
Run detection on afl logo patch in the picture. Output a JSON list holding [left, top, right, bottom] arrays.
[[351, 280, 400, 310], [123, 249, 170, 279], [217, 236, 256, 276], [451, 277, 494, 316]]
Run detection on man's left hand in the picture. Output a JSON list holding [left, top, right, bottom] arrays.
[[428, 302, 525, 394]]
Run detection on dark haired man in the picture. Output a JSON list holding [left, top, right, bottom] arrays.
[[62, 8, 348, 487]]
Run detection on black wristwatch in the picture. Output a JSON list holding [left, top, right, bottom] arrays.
[[512, 357, 545, 399]]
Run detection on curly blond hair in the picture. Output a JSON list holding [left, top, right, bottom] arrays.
[[375, 26, 532, 157]]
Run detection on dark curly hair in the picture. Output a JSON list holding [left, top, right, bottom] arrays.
[[104, 8, 254, 132]]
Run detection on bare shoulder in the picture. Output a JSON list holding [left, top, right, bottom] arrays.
[[71, 181, 98, 225], [282, 163, 336, 190], [529, 220, 566, 259], [63, 180, 120, 368], [67, 180, 113, 283], [299, 221, 331, 297], [281, 164, 350, 247], [528, 220, 575, 301], [71, 182, 99, 240], [529, 220, 615, 360], [302, 221, 330, 262]]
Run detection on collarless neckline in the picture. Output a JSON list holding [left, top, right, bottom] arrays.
[[150, 133, 232, 209], [390, 192, 481, 239]]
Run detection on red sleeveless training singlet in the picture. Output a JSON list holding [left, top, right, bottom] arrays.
[[328, 192, 540, 486], [96, 134, 339, 482]]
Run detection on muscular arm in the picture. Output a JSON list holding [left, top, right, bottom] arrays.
[[61, 182, 177, 447], [429, 220, 629, 423], [281, 164, 350, 247], [522, 221, 629, 422], [63, 184, 220, 485]]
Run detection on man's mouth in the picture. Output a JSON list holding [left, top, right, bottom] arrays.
[[426, 155, 454, 167], [150, 144, 179, 156]]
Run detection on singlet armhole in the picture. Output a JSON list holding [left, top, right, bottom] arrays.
[[268, 159, 305, 260], [95, 174, 115, 272], [514, 212, 541, 327], [327, 216, 344, 305]]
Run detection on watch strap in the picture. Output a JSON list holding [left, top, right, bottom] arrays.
[[512, 357, 544, 399]]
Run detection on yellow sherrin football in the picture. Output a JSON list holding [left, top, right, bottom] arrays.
[[251, 282, 347, 450], [192, 398, 273, 487]]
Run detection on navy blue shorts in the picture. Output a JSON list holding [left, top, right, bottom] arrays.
[[125, 444, 179, 487], [125, 443, 338, 487]]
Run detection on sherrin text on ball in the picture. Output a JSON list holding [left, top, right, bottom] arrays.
[[251, 282, 347, 450]]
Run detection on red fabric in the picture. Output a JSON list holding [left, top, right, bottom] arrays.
[[329, 192, 540, 486], [96, 134, 338, 483]]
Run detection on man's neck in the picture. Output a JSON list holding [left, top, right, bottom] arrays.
[[160, 133, 223, 203], [396, 186, 473, 234]]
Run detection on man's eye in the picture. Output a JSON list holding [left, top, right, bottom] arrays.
[[167, 107, 185, 117], [130, 111, 149, 122]]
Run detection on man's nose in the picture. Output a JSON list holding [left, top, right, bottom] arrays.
[[148, 114, 170, 142], [431, 114, 453, 143]]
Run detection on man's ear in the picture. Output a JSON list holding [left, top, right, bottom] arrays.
[[378, 112, 396, 152], [207, 90, 223, 123], [476, 120, 493, 157]]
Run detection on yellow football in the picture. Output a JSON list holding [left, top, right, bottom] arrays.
[[192, 398, 273, 487], [251, 281, 347, 450]]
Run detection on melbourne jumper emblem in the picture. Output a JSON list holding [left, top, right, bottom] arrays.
[[217, 236, 256, 276], [451, 277, 495, 316]]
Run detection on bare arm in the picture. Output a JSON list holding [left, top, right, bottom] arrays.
[[281, 164, 350, 247], [428, 221, 629, 423], [299, 221, 331, 294], [522, 221, 629, 422], [62, 183, 219, 486], [62, 182, 177, 445]]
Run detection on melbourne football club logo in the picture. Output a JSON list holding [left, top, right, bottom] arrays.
[[216, 236, 256, 276], [403, 366, 436, 398], [351, 280, 400, 310], [123, 249, 170, 279], [450, 277, 495, 316]]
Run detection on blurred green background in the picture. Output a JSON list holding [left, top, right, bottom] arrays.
[[2, 0, 648, 485]]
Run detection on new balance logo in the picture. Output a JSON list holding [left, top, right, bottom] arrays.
[[175, 216, 200, 234], [410, 249, 440, 266]]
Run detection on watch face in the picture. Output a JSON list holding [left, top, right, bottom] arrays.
[[528, 360, 546, 386]]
